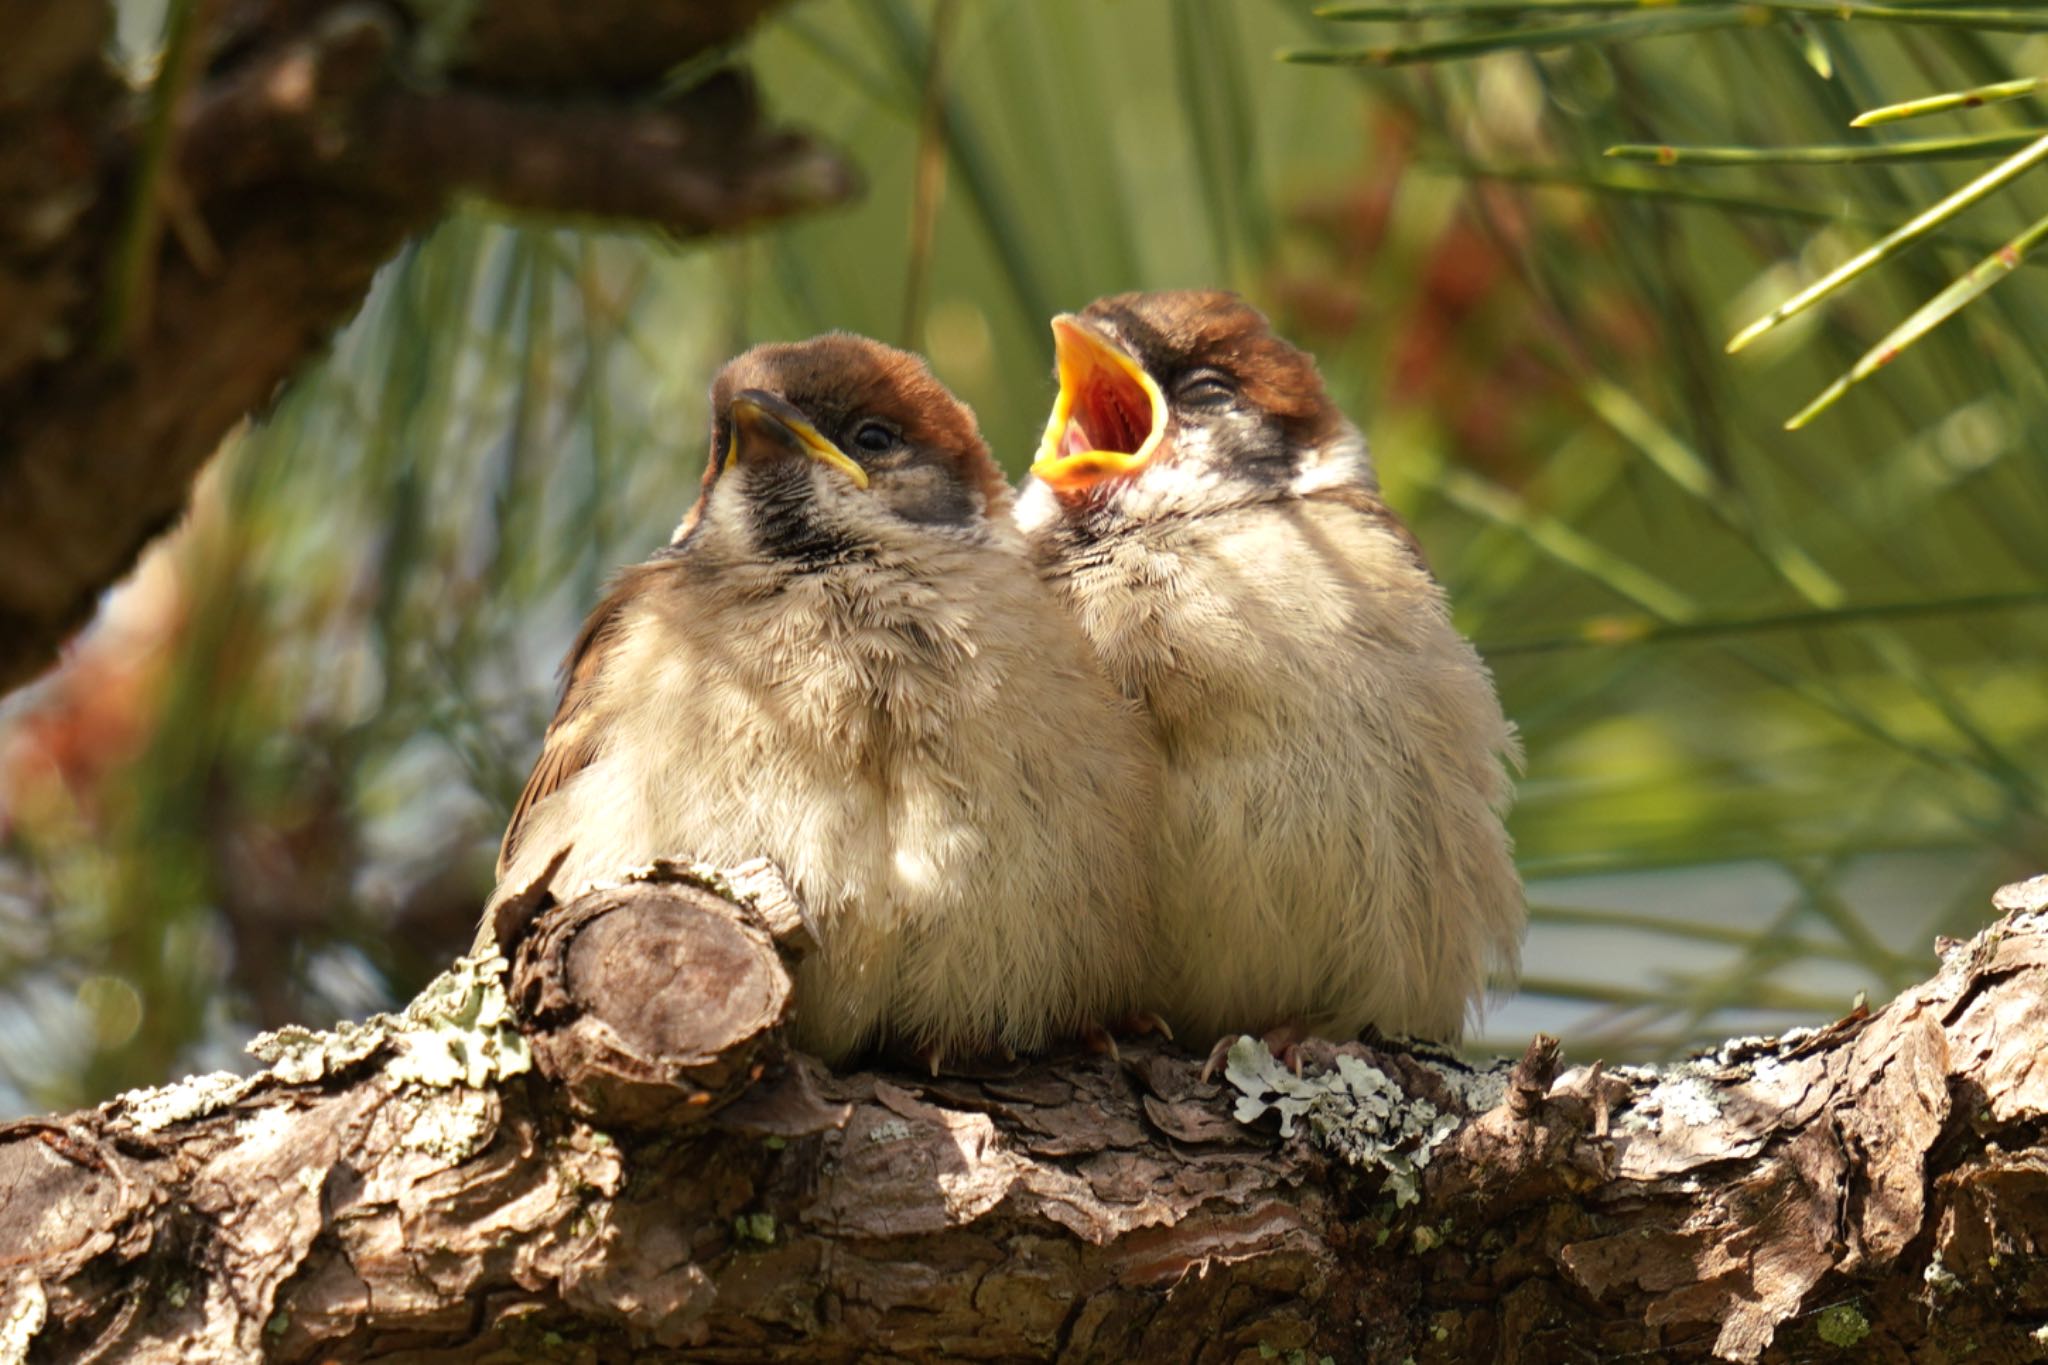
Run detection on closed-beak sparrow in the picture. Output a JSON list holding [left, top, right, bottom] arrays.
[[487, 333, 1157, 1069]]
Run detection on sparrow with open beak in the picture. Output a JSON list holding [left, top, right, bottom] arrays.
[[1017, 291, 1524, 1063], [483, 334, 1156, 1068]]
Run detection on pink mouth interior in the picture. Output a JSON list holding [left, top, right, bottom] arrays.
[[1063, 370, 1152, 455]]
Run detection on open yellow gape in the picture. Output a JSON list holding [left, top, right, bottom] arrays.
[[1031, 316, 1167, 493]]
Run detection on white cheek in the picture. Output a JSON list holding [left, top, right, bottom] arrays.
[[1170, 422, 1223, 467], [1013, 478, 1061, 534], [1290, 421, 1377, 496]]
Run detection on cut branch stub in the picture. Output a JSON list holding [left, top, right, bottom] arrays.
[[511, 878, 794, 1129], [3, 880, 2048, 1360]]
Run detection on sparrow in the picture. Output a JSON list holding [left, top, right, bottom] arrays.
[[1015, 290, 1524, 1063], [483, 334, 1157, 1068]]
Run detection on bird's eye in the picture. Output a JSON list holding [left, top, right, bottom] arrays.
[[1177, 370, 1237, 406], [852, 421, 899, 455]]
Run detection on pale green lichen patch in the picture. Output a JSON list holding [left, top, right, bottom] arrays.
[[1225, 1039, 1460, 1207], [115, 1069, 254, 1134], [1815, 1303, 1870, 1348], [1654, 1075, 1722, 1125], [382, 950, 531, 1088], [249, 949, 529, 1091], [1618, 1071, 1722, 1133], [0, 1275, 48, 1365], [247, 1018, 390, 1087], [397, 1086, 499, 1161], [110, 953, 527, 1134], [232, 1102, 298, 1150], [1433, 1056, 1512, 1114], [866, 1118, 912, 1144]]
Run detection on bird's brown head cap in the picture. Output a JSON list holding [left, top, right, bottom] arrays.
[[681, 333, 1007, 542], [1031, 290, 1343, 495]]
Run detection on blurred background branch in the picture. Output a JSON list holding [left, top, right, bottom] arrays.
[[0, 0, 2043, 1115], [0, 0, 856, 699]]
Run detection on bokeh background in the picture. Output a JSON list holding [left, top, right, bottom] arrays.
[[4, 1, 2046, 1116]]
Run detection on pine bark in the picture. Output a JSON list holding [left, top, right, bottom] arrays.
[[0, 0, 854, 696], [3, 867, 2045, 1364]]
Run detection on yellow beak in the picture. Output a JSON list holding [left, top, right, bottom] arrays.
[[1029, 316, 1168, 493], [725, 391, 871, 490]]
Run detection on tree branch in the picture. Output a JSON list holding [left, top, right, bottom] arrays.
[[0, 0, 857, 697], [3, 869, 2045, 1363]]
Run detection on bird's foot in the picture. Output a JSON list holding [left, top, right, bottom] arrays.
[[1198, 1020, 1314, 1084], [904, 1033, 1017, 1077], [1110, 1010, 1174, 1043], [1081, 1011, 1174, 1063], [1079, 1023, 1121, 1063], [1122, 1011, 1174, 1042]]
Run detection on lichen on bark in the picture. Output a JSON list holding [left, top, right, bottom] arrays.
[[0, 875, 2045, 1363]]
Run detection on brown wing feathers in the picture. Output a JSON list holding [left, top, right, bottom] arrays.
[[496, 561, 670, 874]]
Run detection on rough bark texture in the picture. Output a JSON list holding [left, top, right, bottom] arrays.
[[3, 868, 2046, 1364], [0, 0, 856, 696]]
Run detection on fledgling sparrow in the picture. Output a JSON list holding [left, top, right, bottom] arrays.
[[1016, 290, 1523, 1063], [483, 334, 1156, 1068]]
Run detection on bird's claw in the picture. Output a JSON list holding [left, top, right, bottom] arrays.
[[1083, 1010, 1177, 1064], [1197, 1033, 1244, 1084], [1121, 1010, 1173, 1042], [1198, 1021, 1314, 1084]]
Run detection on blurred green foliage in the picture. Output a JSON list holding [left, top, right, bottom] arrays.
[[3, 0, 2046, 1113]]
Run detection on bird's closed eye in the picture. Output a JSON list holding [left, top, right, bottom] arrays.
[[852, 420, 900, 455], [1176, 370, 1238, 406]]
